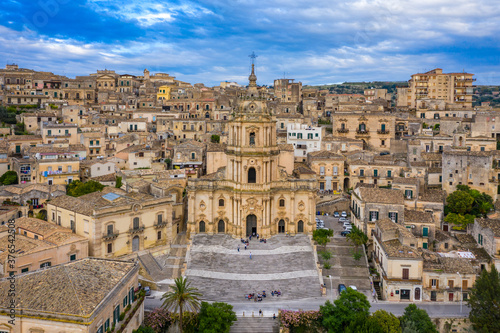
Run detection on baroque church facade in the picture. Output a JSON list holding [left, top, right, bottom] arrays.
[[186, 65, 317, 238]]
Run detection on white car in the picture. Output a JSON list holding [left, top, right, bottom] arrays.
[[344, 225, 353, 231], [341, 211, 347, 217], [315, 218, 320, 223], [349, 285, 357, 291], [342, 221, 351, 228]]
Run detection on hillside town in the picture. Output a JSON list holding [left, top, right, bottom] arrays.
[[0, 62, 499, 333]]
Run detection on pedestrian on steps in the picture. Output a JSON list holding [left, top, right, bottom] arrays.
[[249, 252, 252, 259], [273, 313, 276, 320], [237, 245, 240, 252], [259, 309, 262, 317]]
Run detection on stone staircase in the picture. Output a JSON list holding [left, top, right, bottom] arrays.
[[186, 234, 322, 302], [230, 317, 279, 333], [373, 281, 383, 300], [138, 232, 189, 284]]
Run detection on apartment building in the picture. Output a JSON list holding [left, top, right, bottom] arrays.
[[397, 68, 475, 109], [286, 123, 323, 162]]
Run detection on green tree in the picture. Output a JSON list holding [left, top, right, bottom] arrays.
[[210, 134, 220, 143], [66, 180, 105, 197], [313, 228, 333, 250], [446, 190, 474, 215], [346, 225, 368, 260], [161, 277, 202, 333], [164, 158, 172, 169], [320, 288, 371, 332], [399, 304, 437, 333], [467, 265, 500, 333], [0, 171, 18, 185], [443, 213, 475, 230], [115, 176, 123, 188], [370, 310, 401, 333], [198, 302, 237, 333]]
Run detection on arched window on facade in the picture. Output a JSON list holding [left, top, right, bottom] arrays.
[[279, 199, 285, 207], [298, 220, 304, 233], [248, 167, 256, 183], [218, 220, 225, 233], [249, 132, 255, 146], [219, 199, 225, 207], [133, 217, 139, 230]]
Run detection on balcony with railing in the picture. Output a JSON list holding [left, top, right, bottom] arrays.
[[377, 129, 390, 134], [337, 128, 349, 133], [356, 129, 369, 135], [103, 231, 119, 240], [129, 225, 145, 234], [40, 169, 77, 176]]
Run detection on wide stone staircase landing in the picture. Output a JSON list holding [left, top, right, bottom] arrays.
[[185, 234, 322, 302], [230, 317, 279, 333], [137, 232, 188, 285]]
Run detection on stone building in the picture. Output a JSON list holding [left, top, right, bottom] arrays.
[[307, 151, 345, 192], [47, 187, 175, 258], [186, 65, 317, 238], [351, 186, 405, 239], [0, 258, 142, 333], [0, 217, 88, 276], [442, 150, 499, 202], [471, 218, 500, 270], [332, 111, 395, 151]]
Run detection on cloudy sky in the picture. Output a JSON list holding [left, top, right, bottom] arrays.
[[1, 0, 500, 86]]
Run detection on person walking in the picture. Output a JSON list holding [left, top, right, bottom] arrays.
[[249, 252, 252, 259], [237, 245, 240, 252], [273, 313, 276, 320]]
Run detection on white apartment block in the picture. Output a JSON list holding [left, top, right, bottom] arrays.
[[286, 123, 323, 161]]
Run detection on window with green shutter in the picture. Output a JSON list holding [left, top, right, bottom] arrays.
[[387, 170, 392, 177], [374, 169, 378, 177], [423, 227, 429, 237], [423, 242, 428, 249]]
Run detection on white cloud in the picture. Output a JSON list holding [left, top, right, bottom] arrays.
[[86, 0, 215, 26]]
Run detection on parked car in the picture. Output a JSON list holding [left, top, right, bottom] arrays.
[[344, 225, 353, 231], [144, 286, 151, 296], [340, 230, 351, 236], [315, 217, 320, 223], [341, 211, 347, 217], [342, 221, 351, 228], [333, 212, 340, 218], [349, 285, 357, 291], [339, 217, 348, 222], [380, 151, 390, 156], [316, 223, 325, 229], [338, 284, 347, 294]]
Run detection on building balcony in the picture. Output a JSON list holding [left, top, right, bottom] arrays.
[[154, 221, 168, 228], [40, 170, 78, 176], [129, 226, 145, 234], [46, 134, 72, 138], [19, 170, 31, 175], [377, 130, 390, 134], [89, 144, 101, 148], [103, 231, 119, 240], [356, 129, 369, 135], [337, 128, 349, 133]]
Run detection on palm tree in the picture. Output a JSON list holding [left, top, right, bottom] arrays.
[[346, 225, 368, 260], [161, 276, 202, 333]]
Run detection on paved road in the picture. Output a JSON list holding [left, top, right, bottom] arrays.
[[145, 294, 470, 318]]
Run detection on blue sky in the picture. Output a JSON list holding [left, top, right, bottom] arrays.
[[1, 0, 500, 86]]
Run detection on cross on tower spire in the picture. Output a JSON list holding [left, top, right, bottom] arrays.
[[249, 52, 258, 65]]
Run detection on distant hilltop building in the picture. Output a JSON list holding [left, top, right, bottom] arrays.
[[397, 68, 475, 109]]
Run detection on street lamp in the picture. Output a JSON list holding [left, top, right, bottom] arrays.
[[457, 272, 462, 313], [328, 275, 333, 302]]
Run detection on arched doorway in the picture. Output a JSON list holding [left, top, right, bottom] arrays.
[[199, 221, 205, 233], [248, 167, 256, 183], [415, 287, 421, 301], [278, 220, 285, 233], [343, 178, 350, 191], [218, 220, 225, 233], [132, 236, 140, 252], [297, 220, 304, 233], [246, 214, 257, 236]]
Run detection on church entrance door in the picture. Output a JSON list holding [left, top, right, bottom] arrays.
[[246, 214, 257, 236]]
